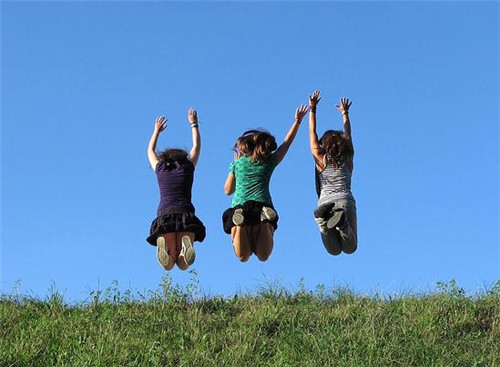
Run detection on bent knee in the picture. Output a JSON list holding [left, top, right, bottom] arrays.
[[256, 253, 270, 262], [238, 254, 250, 262], [327, 247, 342, 256], [343, 244, 357, 255]]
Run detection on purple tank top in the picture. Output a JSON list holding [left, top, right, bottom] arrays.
[[155, 159, 195, 215]]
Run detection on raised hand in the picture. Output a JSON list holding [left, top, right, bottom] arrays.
[[336, 97, 352, 114], [309, 90, 321, 108], [188, 107, 198, 124], [154, 116, 167, 133], [295, 104, 309, 123]]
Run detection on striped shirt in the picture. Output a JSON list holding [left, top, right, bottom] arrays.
[[316, 154, 355, 206]]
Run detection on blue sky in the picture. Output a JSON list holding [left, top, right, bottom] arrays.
[[1, 1, 498, 300]]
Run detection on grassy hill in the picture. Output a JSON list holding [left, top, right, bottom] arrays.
[[1, 277, 498, 367]]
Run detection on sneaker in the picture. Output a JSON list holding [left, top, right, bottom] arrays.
[[156, 236, 170, 269], [180, 235, 196, 265], [261, 206, 277, 222], [326, 210, 345, 230], [232, 208, 244, 226]]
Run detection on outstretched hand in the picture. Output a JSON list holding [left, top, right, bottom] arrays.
[[188, 107, 198, 124], [336, 97, 352, 114], [309, 90, 321, 108], [295, 104, 309, 123], [154, 116, 167, 133]]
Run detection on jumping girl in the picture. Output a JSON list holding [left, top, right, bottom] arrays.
[[308, 90, 358, 255], [146, 108, 206, 270], [223, 105, 309, 262]]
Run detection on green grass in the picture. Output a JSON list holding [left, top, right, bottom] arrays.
[[1, 277, 498, 367]]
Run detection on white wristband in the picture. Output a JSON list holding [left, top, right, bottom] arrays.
[[342, 111, 348, 115]]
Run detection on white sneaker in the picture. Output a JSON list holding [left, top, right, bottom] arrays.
[[261, 206, 277, 222], [180, 235, 196, 265], [232, 208, 244, 226], [156, 236, 170, 269]]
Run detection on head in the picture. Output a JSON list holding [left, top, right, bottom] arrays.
[[233, 130, 259, 158], [319, 130, 352, 168], [233, 129, 277, 161], [157, 148, 188, 164]]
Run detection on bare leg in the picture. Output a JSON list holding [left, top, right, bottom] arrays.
[[176, 232, 195, 270], [252, 223, 274, 262], [157, 233, 177, 270], [231, 225, 252, 262]]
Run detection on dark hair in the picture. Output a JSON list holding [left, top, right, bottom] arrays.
[[157, 148, 188, 164], [233, 129, 277, 162], [318, 130, 352, 169]]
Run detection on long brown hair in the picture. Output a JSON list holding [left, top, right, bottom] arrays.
[[233, 129, 277, 162], [318, 130, 352, 169]]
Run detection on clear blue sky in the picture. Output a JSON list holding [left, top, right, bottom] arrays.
[[1, 1, 498, 300]]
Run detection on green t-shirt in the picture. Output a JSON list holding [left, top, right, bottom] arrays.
[[229, 154, 279, 207]]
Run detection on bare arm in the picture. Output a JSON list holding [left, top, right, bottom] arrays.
[[147, 116, 167, 171], [275, 104, 309, 164], [308, 90, 324, 169], [187, 107, 201, 167], [224, 173, 235, 195], [336, 97, 354, 170]]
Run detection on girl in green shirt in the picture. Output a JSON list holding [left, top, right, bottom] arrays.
[[223, 104, 309, 262]]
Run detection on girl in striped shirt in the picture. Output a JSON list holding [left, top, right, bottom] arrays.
[[308, 90, 358, 255]]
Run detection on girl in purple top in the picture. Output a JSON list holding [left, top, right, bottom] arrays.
[[146, 108, 206, 271]]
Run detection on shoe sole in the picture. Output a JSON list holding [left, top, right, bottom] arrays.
[[232, 209, 244, 226], [181, 235, 196, 265], [326, 210, 344, 229], [261, 206, 277, 221], [156, 237, 170, 269]]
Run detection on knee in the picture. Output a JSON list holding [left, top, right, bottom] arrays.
[[256, 252, 270, 262], [238, 254, 250, 262], [165, 261, 176, 271], [327, 247, 342, 256], [343, 244, 357, 255]]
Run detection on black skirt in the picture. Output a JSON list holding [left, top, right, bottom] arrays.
[[222, 200, 279, 234], [147, 208, 206, 246]]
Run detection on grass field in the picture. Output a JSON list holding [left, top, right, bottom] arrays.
[[1, 276, 498, 367]]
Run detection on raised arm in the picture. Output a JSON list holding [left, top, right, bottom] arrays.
[[147, 116, 167, 171], [274, 104, 309, 164], [335, 97, 354, 151], [308, 90, 323, 167], [336, 97, 354, 171], [187, 107, 201, 167]]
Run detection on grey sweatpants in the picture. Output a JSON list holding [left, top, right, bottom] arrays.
[[315, 199, 357, 255]]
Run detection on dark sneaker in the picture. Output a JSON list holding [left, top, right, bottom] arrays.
[[181, 235, 196, 265], [156, 236, 170, 269], [261, 206, 277, 222], [314, 203, 335, 219], [232, 208, 244, 226], [327, 210, 345, 230]]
